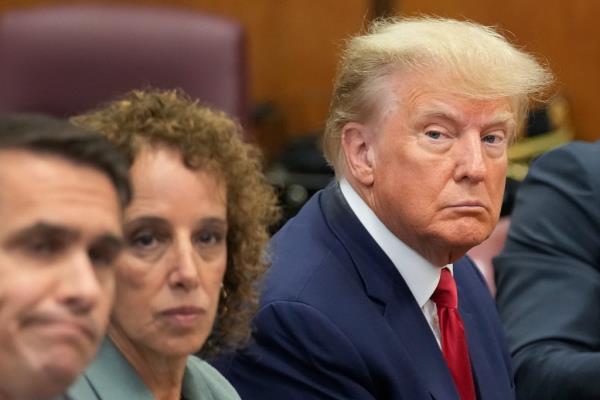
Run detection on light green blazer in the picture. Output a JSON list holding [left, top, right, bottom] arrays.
[[68, 338, 240, 400]]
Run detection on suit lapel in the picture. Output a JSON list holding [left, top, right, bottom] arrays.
[[321, 184, 459, 399], [384, 287, 461, 400], [456, 261, 497, 400]]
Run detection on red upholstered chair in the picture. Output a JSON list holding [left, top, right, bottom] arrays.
[[0, 4, 248, 122], [467, 217, 511, 296]]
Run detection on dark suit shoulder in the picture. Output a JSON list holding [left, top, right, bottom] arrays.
[[264, 190, 360, 305], [495, 140, 600, 399], [534, 140, 600, 172], [501, 140, 600, 264]]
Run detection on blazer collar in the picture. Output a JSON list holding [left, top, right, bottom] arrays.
[[76, 337, 154, 399], [455, 262, 499, 399], [72, 338, 214, 400]]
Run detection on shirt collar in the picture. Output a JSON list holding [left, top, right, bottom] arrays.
[[339, 179, 452, 307]]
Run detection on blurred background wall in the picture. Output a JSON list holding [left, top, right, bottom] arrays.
[[1, 0, 599, 157]]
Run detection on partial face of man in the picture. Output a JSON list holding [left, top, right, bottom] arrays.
[[0, 149, 122, 400], [363, 70, 513, 265]]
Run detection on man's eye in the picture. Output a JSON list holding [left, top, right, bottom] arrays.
[[89, 248, 118, 268], [482, 134, 504, 144], [25, 238, 62, 257], [425, 130, 443, 140]]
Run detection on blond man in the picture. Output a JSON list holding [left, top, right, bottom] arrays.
[[217, 17, 552, 400]]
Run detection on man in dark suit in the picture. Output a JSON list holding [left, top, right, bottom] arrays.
[[216, 17, 552, 399], [495, 141, 600, 399], [0, 115, 130, 400]]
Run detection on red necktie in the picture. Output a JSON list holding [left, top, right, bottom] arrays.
[[431, 268, 477, 400]]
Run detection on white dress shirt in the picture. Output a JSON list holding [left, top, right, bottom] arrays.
[[339, 179, 452, 348]]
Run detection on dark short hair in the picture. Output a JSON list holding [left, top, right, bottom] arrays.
[[0, 113, 131, 207]]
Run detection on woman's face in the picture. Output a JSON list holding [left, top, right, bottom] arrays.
[[110, 146, 227, 358]]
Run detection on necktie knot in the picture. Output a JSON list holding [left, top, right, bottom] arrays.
[[431, 268, 457, 309]]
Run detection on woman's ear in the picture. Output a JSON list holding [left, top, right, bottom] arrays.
[[341, 122, 375, 186]]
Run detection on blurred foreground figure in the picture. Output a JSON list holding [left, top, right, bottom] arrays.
[[217, 17, 552, 400], [0, 115, 130, 400], [495, 140, 600, 399]]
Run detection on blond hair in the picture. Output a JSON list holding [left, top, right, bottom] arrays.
[[323, 16, 554, 173]]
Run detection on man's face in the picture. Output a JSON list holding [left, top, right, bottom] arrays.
[[0, 149, 122, 400], [366, 71, 513, 265]]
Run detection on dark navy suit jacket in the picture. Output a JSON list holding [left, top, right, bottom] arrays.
[[216, 184, 515, 399], [495, 141, 600, 399]]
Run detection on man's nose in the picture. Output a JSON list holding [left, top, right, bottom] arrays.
[[58, 250, 103, 314], [453, 132, 486, 183]]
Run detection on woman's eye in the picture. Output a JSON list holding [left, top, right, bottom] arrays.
[[194, 231, 223, 247], [130, 232, 157, 248]]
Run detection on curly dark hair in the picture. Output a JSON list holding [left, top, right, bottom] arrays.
[[72, 89, 280, 358]]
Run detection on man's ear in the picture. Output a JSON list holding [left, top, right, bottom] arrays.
[[341, 122, 375, 186]]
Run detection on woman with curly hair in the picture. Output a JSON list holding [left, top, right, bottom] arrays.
[[67, 89, 279, 400]]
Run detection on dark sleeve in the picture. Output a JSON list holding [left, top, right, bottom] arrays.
[[494, 142, 600, 400], [221, 301, 376, 400]]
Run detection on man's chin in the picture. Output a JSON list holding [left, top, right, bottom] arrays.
[[442, 217, 494, 243], [426, 226, 493, 262], [16, 372, 77, 400], [31, 351, 91, 398]]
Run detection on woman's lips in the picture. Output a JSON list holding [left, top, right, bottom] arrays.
[[158, 306, 205, 328]]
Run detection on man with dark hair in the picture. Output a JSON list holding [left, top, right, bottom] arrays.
[[0, 114, 130, 400]]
